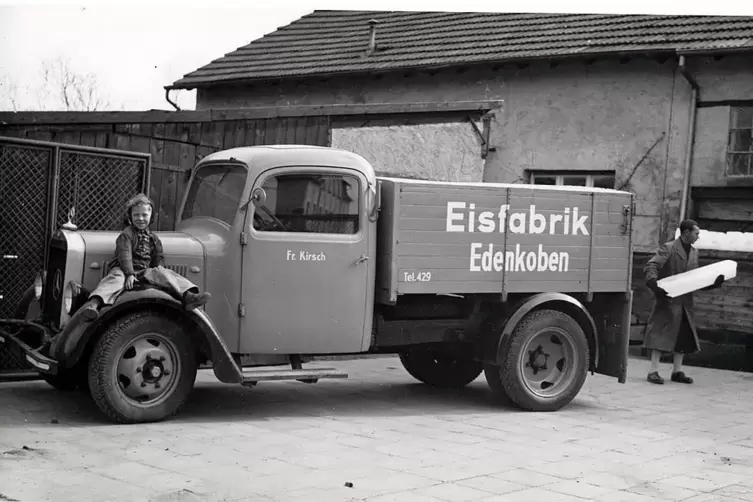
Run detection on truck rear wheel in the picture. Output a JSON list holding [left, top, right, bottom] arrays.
[[484, 309, 589, 412], [399, 349, 483, 388], [88, 312, 197, 424]]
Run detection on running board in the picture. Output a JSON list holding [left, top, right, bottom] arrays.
[[241, 367, 348, 387]]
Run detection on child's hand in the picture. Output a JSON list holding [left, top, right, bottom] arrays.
[[125, 275, 136, 290]]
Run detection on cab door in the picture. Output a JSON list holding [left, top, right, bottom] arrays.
[[240, 166, 370, 355]]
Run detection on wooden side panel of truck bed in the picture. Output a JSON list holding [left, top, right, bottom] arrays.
[[376, 178, 634, 303]]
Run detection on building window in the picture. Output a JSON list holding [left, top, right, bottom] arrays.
[[530, 171, 615, 189], [727, 106, 753, 177], [252, 173, 359, 234]]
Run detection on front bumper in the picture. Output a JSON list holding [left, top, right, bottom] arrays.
[[0, 320, 59, 375]]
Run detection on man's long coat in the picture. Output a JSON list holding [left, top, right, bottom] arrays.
[[643, 238, 702, 354]]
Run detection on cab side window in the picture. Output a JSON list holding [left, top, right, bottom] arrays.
[[182, 164, 247, 225], [253, 173, 360, 235]]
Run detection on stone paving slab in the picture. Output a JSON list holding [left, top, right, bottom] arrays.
[[1, 356, 752, 502]]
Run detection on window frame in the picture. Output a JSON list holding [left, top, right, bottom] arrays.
[[725, 106, 753, 178], [249, 166, 365, 244], [180, 161, 249, 228], [529, 171, 616, 188]]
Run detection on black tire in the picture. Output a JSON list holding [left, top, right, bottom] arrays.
[[14, 285, 36, 320], [43, 364, 88, 392], [744, 346, 753, 373], [484, 309, 589, 412], [399, 349, 483, 388], [88, 311, 197, 424]]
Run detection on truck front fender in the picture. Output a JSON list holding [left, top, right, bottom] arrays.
[[51, 289, 242, 384], [496, 293, 599, 371]]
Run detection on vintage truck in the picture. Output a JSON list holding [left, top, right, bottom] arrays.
[[0, 145, 635, 424]]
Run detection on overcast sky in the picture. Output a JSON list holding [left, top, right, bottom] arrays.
[[1, 0, 752, 112]]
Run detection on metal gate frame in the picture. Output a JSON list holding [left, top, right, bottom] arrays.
[[0, 135, 150, 375]]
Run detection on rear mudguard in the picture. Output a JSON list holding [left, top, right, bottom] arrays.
[[482, 293, 599, 371], [50, 289, 242, 384]]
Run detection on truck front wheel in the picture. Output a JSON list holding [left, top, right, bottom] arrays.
[[43, 365, 88, 392], [399, 348, 483, 388], [484, 309, 589, 412], [88, 312, 197, 424]]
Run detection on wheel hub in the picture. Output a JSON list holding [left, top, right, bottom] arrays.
[[526, 345, 550, 374], [116, 335, 177, 403], [142, 357, 165, 383], [518, 328, 578, 399]]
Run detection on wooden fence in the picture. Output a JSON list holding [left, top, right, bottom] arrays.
[[0, 116, 330, 230], [0, 101, 497, 230]]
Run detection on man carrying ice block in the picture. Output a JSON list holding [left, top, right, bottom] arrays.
[[643, 219, 724, 385]]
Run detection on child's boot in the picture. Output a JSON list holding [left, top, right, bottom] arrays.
[[183, 290, 211, 311], [79, 297, 103, 321]]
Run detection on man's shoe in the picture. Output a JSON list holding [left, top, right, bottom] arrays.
[[184, 291, 211, 311], [671, 371, 693, 384], [647, 371, 664, 384]]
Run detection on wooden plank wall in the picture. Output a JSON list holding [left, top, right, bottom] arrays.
[[0, 117, 331, 230]]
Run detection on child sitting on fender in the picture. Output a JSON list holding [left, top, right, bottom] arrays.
[[80, 193, 211, 321]]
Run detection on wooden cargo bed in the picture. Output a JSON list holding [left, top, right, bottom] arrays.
[[375, 178, 635, 304]]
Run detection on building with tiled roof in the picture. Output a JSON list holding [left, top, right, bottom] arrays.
[[170, 11, 753, 88], [170, 11, 753, 266]]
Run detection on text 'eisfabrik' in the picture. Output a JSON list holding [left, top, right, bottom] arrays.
[[445, 203, 590, 236]]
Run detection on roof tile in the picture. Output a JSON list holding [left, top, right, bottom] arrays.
[[170, 10, 753, 89]]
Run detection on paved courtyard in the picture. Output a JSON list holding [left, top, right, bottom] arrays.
[[1, 355, 753, 502]]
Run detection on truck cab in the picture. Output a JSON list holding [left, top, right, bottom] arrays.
[[181, 145, 378, 357], [1, 145, 634, 424]]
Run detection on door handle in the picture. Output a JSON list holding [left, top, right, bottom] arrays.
[[355, 254, 369, 266]]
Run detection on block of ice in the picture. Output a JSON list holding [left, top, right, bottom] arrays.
[[673, 228, 753, 252], [657, 260, 737, 298]]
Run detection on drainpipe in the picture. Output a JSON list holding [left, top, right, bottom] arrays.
[[164, 87, 181, 111], [677, 54, 699, 221]]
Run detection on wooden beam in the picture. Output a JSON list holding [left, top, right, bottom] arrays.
[[0, 101, 503, 126]]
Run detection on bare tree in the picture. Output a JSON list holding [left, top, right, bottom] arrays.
[[0, 57, 112, 112], [0, 74, 20, 111], [38, 57, 110, 111]]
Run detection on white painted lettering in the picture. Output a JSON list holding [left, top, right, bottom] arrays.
[[549, 213, 563, 234], [571, 207, 589, 235], [466, 243, 571, 273], [498, 204, 509, 233], [477, 211, 495, 233], [299, 251, 326, 261], [529, 205, 546, 234], [446, 202, 465, 232], [509, 213, 526, 234], [444, 202, 584, 275], [549, 251, 559, 271], [469, 242, 482, 272]]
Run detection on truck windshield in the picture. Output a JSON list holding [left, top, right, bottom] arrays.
[[181, 163, 247, 225]]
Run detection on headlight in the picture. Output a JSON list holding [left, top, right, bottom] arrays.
[[63, 281, 82, 315], [34, 271, 45, 300]]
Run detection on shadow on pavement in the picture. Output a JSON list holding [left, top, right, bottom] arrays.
[[0, 373, 602, 427]]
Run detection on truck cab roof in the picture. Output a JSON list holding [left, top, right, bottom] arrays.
[[197, 145, 376, 181]]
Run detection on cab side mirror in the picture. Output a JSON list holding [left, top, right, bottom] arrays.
[[251, 187, 267, 206], [368, 180, 381, 222]]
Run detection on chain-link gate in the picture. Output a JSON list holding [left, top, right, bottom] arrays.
[[0, 136, 150, 374]]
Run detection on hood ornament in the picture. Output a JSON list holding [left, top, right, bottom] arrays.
[[61, 207, 78, 231]]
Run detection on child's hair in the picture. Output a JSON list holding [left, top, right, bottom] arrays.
[[123, 193, 156, 227]]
